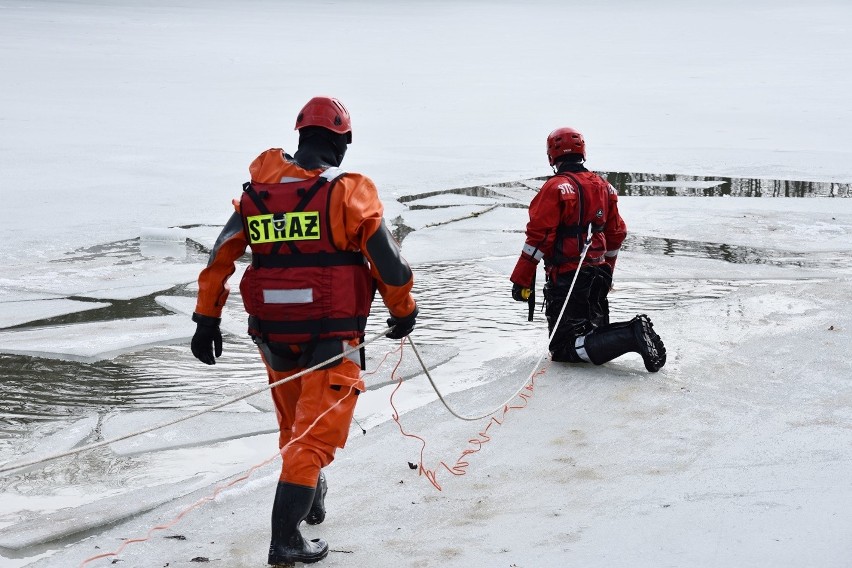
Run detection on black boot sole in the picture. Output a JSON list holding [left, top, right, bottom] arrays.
[[634, 314, 666, 372], [269, 538, 329, 565]]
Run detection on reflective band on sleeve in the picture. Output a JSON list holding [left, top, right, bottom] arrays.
[[604, 249, 619, 258], [574, 336, 593, 363], [522, 243, 545, 261], [263, 289, 313, 304]]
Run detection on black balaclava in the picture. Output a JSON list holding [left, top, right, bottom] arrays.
[[293, 126, 349, 169], [555, 153, 587, 174]]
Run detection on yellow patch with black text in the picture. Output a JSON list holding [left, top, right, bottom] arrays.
[[246, 212, 321, 244]]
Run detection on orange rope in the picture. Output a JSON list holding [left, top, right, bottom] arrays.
[[79, 337, 538, 565], [390, 339, 549, 490], [79, 381, 360, 567]]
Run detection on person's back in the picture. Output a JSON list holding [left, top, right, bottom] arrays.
[[190, 96, 418, 566], [510, 127, 665, 372]]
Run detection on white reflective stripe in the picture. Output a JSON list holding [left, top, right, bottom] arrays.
[[522, 243, 544, 261], [574, 336, 593, 363], [604, 249, 619, 258], [320, 167, 346, 181], [343, 344, 360, 366], [278, 176, 307, 183], [263, 289, 313, 304]]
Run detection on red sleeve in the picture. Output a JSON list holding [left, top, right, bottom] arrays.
[[604, 183, 627, 252], [602, 182, 627, 272], [510, 178, 570, 287]]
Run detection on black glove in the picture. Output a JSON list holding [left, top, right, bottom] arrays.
[[386, 306, 418, 340], [512, 283, 531, 302], [191, 313, 223, 365]]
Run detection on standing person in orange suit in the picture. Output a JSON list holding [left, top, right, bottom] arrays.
[[510, 127, 665, 372], [190, 96, 418, 565]]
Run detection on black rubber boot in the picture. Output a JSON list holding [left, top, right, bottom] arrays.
[[578, 314, 666, 372], [549, 320, 595, 362], [305, 471, 327, 526], [268, 482, 329, 566]]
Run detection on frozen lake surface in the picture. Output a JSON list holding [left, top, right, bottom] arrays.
[[1, 1, 851, 566]]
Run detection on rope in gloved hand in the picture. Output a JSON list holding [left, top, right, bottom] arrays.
[[0, 327, 393, 477]]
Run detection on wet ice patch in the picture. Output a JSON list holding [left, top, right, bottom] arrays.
[[0, 415, 98, 472], [103, 410, 277, 455]]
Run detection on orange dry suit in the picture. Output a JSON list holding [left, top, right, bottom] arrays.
[[194, 148, 416, 486]]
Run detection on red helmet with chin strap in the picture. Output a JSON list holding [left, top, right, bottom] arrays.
[[546, 127, 585, 165], [295, 96, 353, 142]]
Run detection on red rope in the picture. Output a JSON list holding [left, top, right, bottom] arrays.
[[79, 381, 360, 567], [390, 339, 548, 490], [79, 340, 539, 565]]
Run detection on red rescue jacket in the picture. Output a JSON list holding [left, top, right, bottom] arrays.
[[548, 171, 611, 271], [510, 167, 627, 288]]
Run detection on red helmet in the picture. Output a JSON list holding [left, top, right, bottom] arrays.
[[546, 127, 585, 165], [294, 96, 352, 141]]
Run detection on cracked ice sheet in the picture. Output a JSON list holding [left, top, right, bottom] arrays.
[[0, 299, 111, 329], [618, 196, 852, 253], [3, 256, 202, 298], [56, 262, 204, 301], [0, 261, 205, 329], [0, 416, 98, 471], [0, 315, 190, 362], [156, 294, 248, 337]]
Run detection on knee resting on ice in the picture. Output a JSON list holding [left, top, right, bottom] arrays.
[[552, 314, 666, 372]]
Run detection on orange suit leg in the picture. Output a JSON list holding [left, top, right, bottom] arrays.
[[265, 356, 364, 488]]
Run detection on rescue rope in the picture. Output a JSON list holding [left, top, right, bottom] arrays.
[[0, 327, 392, 477], [79, 382, 361, 567], [392, 225, 594, 490], [405, 224, 595, 421], [78, 341, 407, 566]]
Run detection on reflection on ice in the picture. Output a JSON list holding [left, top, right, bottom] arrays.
[[603, 171, 852, 197], [624, 235, 852, 271]]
